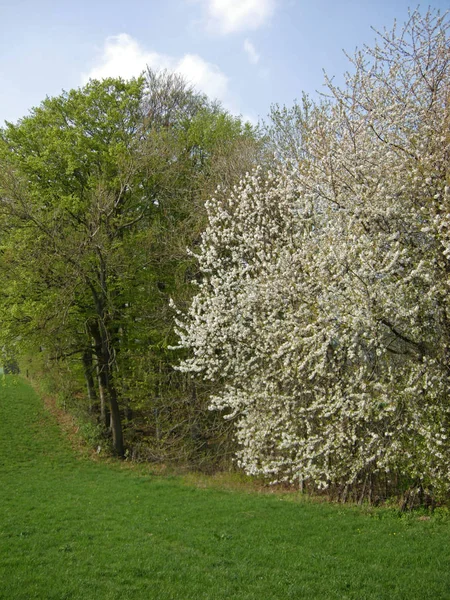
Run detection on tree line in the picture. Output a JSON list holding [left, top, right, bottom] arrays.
[[1, 10, 449, 503], [0, 70, 261, 463]]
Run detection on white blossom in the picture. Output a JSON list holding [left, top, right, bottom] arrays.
[[175, 10, 450, 493]]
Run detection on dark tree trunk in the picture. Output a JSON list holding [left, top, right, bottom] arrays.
[[90, 321, 124, 457]]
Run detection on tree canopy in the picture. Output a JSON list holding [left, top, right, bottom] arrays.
[[0, 70, 259, 459]]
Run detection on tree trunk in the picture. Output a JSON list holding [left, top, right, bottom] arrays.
[[97, 366, 110, 429], [90, 321, 124, 457], [82, 348, 97, 412]]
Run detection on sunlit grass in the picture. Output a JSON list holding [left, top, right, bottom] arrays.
[[1, 376, 449, 599]]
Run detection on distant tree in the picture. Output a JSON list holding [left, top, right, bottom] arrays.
[[3, 359, 20, 375]]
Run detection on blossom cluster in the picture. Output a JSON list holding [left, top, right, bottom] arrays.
[[175, 10, 450, 492]]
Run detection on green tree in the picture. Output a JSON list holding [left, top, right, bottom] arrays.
[[0, 71, 260, 460]]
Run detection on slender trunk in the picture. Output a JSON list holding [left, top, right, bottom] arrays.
[[107, 380, 124, 457], [90, 321, 124, 457], [97, 365, 110, 428], [341, 484, 349, 503], [359, 472, 369, 505], [82, 348, 97, 412], [98, 351, 124, 456]]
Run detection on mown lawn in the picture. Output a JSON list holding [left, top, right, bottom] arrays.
[[0, 376, 449, 599]]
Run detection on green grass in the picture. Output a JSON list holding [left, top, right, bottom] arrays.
[[1, 376, 449, 599]]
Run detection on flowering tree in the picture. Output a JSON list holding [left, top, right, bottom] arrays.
[[175, 9, 450, 499]]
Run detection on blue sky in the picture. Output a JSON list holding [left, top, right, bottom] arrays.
[[1, 0, 448, 125]]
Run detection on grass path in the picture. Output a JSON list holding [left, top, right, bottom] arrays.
[[0, 376, 449, 599]]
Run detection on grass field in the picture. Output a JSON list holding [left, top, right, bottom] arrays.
[[0, 376, 449, 599]]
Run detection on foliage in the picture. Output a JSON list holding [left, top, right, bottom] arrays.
[[175, 10, 450, 497], [0, 70, 259, 460]]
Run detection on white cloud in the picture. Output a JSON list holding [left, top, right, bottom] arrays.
[[194, 0, 277, 35], [243, 39, 260, 65], [82, 34, 230, 106], [81, 34, 163, 83]]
